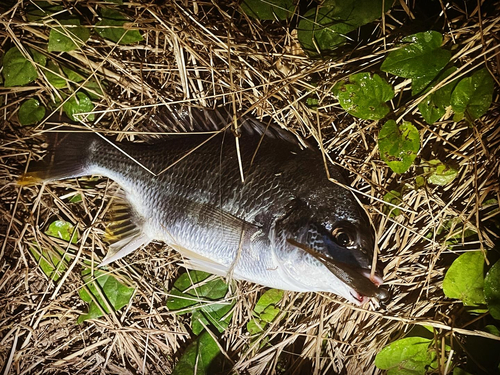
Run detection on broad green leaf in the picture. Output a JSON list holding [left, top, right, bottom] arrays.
[[297, 0, 391, 57], [375, 336, 437, 375], [418, 67, 458, 124], [61, 66, 85, 83], [451, 68, 494, 121], [443, 251, 486, 306], [333, 73, 394, 120], [423, 159, 458, 186], [167, 271, 234, 334], [18, 99, 45, 125], [45, 220, 78, 244], [2, 47, 46, 87], [381, 31, 450, 93], [43, 61, 67, 88], [172, 330, 221, 375], [484, 259, 500, 320], [69, 194, 82, 203], [95, 8, 143, 45], [254, 289, 284, 314], [260, 305, 280, 323], [484, 325, 500, 336], [247, 319, 265, 335], [48, 19, 90, 52], [25, 1, 63, 22], [62, 92, 94, 121], [453, 368, 473, 375], [82, 80, 105, 100], [240, 0, 294, 20], [78, 269, 135, 323], [29, 243, 69, 282], [378, 120, 420, 174], [383, 190, 402, 217]]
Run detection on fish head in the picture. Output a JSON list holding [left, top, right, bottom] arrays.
[[274, 198, 387, 305]]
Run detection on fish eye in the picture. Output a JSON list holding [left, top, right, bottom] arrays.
[[331, 228, 353, 247]]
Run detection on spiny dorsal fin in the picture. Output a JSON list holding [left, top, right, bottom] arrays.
[[150, 105, 309, 148]]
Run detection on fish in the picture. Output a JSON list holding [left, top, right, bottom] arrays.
[[20, 107, 387, 305]]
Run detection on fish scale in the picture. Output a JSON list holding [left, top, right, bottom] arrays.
[[20, 109, 387, 304]]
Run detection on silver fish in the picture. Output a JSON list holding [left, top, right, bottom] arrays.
[[21, 108, 386, 305]]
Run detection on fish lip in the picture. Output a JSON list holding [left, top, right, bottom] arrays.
[[287, 238, 387, 303]]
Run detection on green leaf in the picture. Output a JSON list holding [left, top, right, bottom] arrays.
[[453, 368, 473, 375], [48, 19, 90, 52], [62, 92, 94, 121], [29, 243, 69, 282], [297, 0, 391, 57], [332, 73, 394, 120], [2, 47, 46, 87], [171, 330, 221, 375], [247, 319, 265, 335], [451, 68, 494, 121], [69, 194, 82, 203], [25, 1, 63, 22], [254, 289, 284, 314], [18, 99, 46, 125], [166, 271, 234, 334], [423, 159, 458, 186], [443, 251, 486, 306], [484, 259, 500, 320], [383, 190, 402, 217], [418, 67, 458, 124], [45, 220, 78, 244], [60, 66, 85, 83], [378, 120, 420, 174], [82, 80, 105, 100], [78, 269, 135, 323], [240, 0, 294, 20], [95, 8, 143, 45], [381, 31, 451, 92], [484, 325, 500, 336], [43, 61, 67, 88], [375, 336, 437, 375]]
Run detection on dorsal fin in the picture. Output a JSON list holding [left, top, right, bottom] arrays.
[[150, 105, 310, 148]]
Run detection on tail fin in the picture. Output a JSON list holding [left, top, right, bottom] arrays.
[[19, 128, 98, 185]]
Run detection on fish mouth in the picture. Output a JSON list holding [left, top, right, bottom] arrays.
[[287, 239, 389, 303]]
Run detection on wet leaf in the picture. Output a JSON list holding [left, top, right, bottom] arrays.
[[78, 269, 135, 323], [171, 330, 221, 375], [451, 68, 494, 121], [43, 61, 67, 88], [418, 67, 458, 124], [254, 289, 284, 314], [246, 289, 283, 335], [332, 73, 394, 120], [62, 92, 94, 121], [240, 0, 294, 20], [443, 251, 486, 306], [61, 66, 85, 83], [381, 31, 450, 93], [2, 46, 46, 87], [423, 159, 458, 186], [95, 8, 143, 45], [375, 336, 437, 375], [29, 243, 69, 282], [19, 98, 45, 125], [383, 190, 402, 217], [25, 1, 63, 22], [484, 259, 500, 320], [167, 271, 234, 335], [378, 120, 420, 174], [48, 19, 90, 52], [297, 0, 391, 57], [45, 220, 78, 244]]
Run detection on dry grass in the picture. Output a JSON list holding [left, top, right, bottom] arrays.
[[1, 0, 499, 374]]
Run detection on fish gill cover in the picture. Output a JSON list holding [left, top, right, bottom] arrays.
[[1, 0, 499, 374]]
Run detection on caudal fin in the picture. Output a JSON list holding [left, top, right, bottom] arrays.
[[19, 128, 98, 185]]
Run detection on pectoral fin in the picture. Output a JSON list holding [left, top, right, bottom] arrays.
[[100, 196, 151, 266]]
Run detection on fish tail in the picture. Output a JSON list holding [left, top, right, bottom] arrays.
[[19, 128, 98, 185]]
